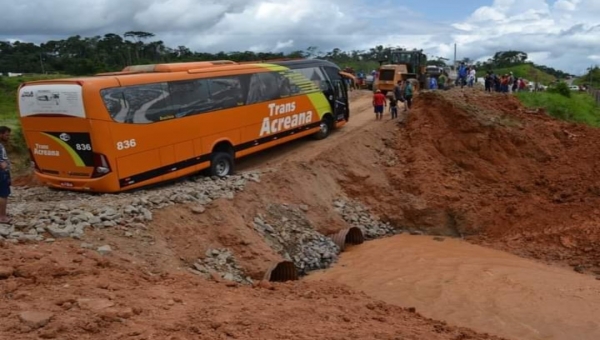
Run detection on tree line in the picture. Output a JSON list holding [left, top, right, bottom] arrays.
[[467, 50, 572, 79], [0, 31, 570, 78]]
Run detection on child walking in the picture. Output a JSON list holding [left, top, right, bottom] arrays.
[[389, 96, 398, 119]]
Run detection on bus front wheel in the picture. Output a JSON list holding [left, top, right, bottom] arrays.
[[314, 116, 332, 140], [209, 151, 234, 177]]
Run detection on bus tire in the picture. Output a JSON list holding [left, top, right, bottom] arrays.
[[209, 151, 234, 177], [313, 116, 333, 140]]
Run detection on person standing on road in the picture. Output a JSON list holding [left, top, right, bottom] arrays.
[[389, 95, 398, 119], [438, 73, 447, 90], [457, 62, 467, 88], [372, 89, 386, 120], [0, 126, 12, 224], [403, 80, 414, 112]]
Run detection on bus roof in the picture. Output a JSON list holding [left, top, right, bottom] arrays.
[[120, 60, 238, 73], [269, 59, 340, 69], [19, 58, 343, 88]]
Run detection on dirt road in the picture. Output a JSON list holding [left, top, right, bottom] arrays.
[[237, 90, 378, 171]]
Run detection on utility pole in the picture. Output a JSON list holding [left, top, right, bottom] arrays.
[[453, 43, 457, 69]]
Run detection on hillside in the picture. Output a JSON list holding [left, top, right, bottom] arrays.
[[476, 64, 556, 84]]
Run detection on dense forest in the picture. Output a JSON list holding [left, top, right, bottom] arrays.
[[0, 31, 570, 79]]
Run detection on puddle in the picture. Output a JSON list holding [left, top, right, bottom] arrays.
[[305, 235, 600, 340]]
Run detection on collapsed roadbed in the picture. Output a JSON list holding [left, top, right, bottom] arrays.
[[2, 88, 600, 339]]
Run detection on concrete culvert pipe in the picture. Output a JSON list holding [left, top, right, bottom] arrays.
[[330, 227, 364, 252], [263, 261, 299, 282]]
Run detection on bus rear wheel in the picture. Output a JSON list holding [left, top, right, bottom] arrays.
[[313, 116, 332, 140], [209, 151, 234, 177]]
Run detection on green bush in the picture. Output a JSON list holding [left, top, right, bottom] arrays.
[[548, 82, 571, 98]]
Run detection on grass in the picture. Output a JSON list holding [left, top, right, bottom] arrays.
[[476, 64, 556, 85], [516, 91, 600, 127]]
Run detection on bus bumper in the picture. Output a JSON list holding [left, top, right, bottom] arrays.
[[32, 171, 119, 193]]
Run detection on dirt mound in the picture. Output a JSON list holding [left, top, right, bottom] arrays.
[[341, 89, 600, 274], [0, 240, 506, 340]]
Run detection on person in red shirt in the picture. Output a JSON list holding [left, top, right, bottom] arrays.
[[372, 89, 386, 120]]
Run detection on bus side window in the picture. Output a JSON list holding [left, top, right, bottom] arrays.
[[169, 79, 210, 118], [276, 72, 299, 97], [290, 67, 326, 92], [102, 83, 171, 124], [208, 76, 243, 109], [101, 88, 127, 122], [246, 72, 282, 105], [133, 83, 171, 123], [323, 66, 342, 82]]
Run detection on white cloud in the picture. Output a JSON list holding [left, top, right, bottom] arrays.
[[0, 0, 599, 74], [434, 0, 600, 74]]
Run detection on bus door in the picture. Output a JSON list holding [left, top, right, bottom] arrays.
[[332, 78, 349, 122], [323, 67, 350, 123]]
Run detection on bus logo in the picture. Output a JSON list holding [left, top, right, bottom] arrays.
[[59, 133, 71, 142]]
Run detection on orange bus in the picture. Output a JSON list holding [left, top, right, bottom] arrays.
[[17, 59, 351, 193]]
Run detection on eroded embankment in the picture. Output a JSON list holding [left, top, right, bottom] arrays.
[[340, 89, 600, 275]]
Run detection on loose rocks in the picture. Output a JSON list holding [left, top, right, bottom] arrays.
[[5, 171, 261, 242], [190, 248, 253, 285], [253, 204, 340, 275], [333, 198, 396, 239]]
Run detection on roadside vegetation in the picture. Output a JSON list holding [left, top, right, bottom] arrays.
[[516, 86, 600, 127]]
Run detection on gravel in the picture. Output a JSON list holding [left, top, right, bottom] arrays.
[[189, 248, 254, 285], [0, 172, 399, 283], [0, 172, 262, 243], [250, 199, 398, 277], [252, 204, 340, 275], [333, 197, 397, 239]]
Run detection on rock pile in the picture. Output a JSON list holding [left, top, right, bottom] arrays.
[[189, 248, 253, 285], [252, 204, 339, 275], [333, 198, 396, 239], [0, 172, 261, 242]]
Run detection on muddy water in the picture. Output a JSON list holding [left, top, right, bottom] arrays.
[[305, 235, 600, 340]]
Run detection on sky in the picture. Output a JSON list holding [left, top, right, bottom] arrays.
[[0, 0, 598, 75]]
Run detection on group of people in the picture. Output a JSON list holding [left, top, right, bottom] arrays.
[[457, 62, 478, 88], [484, 71, 527, 93], [457, 62, 528, 93], [372, 79, 414, 120]]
